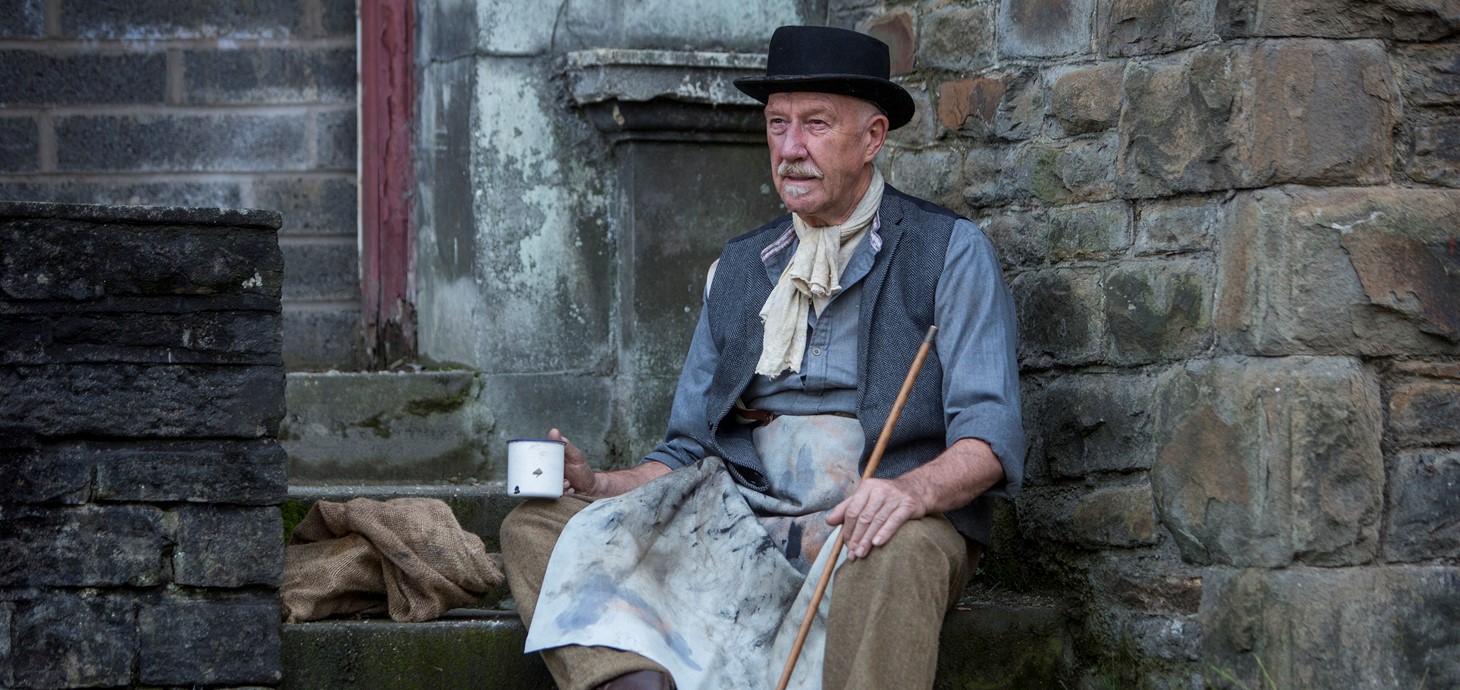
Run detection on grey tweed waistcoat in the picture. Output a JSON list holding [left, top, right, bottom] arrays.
[[700, 184, 990, 542]]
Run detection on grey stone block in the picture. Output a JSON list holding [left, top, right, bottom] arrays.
[[317, 109, 356, 170], [1019, 482, 1160, 548], [1116, 46, 1243, 198], [1215, 187, 1460, 357], [1100, 0, 1217, 57], [963, 146, 1019, 210], [138, 596, 283, 685], [1024, 371, 1158, 480], [1050, 62, 1124, 135], [1104, 259, 1213, 365], [282, 371, 492, 483], [1397, 43, 1460, 108], [281, 308, 365, 371], [1, 363, 285, 439], [282, 242, 359, 301], [1, 310, 281, 366], [11, 591, 136, 689], [974, 208, 1040, 271], [919, 5, 997, 71], [55, 113, 309, 172], [0, 179, 244, 208], [174, 505, 283, 587], [999, 0, 1095, 58], [862, 10, 915, 76], [938, 77, 1010, 138], [888, 148, 964, 212], [1388, 377, 1460, 447], [92, 440, 287, 505], [0, 444, 91, 504], [0, 49, 167, 106], [1385, 449, 1460, 562], [1017, 135, 1119, 205], [1119, 42, 1397, 198], [1133, 195, 1220, 255], [1409, 114, 1460, 188], [1012, 268, 1106, 368], [1222, 0, 1460, 41], [1202, 566, 1460, 690], [0, 505, 165, 586], [0, 0, 43, 37], [1043, 200, 1130, 263], [0, 116, 38, 173], [0, 219, 282, 300], [61, 0, 306, 39], [1086, 552, 1203, 614], [1152, 356, 1384, 567], [183, 47, 356, 105], [253, 176, 356, 235]]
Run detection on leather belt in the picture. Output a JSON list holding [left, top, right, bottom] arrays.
[[732, 405, 857, 428]]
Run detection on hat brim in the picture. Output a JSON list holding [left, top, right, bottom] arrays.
[[734, 74, 915, 130]]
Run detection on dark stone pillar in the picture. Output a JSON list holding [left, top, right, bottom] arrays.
[[0, 201, 287, 689]]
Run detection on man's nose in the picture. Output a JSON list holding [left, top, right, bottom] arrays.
[[777, 126, 807, 160]]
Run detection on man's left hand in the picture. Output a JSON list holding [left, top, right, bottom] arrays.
[[825, 438, 1005, 561], [826, 478, 926, 561]]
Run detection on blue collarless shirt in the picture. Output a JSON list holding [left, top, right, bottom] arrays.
[[644, 214, 1023, 503]]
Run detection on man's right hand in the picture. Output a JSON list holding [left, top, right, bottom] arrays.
[[550, 428, 598, 496], [546, 427, 673, 498]]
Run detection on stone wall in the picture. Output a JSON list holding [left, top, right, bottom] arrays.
[[0, 0, 362, 370], [813, 0, 1459, 687], [0, 201, 287, 689]]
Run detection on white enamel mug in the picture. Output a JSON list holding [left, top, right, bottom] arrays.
[[507, 438, 566, 498]]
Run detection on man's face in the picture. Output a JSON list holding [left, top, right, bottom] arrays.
[[765, 92, 888, 227]]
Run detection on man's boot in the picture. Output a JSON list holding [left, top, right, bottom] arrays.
[[595, 670, 672, 690]]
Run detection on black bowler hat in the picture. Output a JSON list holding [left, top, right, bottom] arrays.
[[735, 25, 915, 130]]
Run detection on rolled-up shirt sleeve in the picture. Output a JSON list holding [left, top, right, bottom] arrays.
[[936, 219, 1025, 500], [641, 276, 718, 470]]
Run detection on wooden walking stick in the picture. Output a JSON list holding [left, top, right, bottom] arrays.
[[775, 324, 939, 690]]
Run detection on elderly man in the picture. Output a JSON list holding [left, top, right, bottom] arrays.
[[501, 25, 1023, 690]]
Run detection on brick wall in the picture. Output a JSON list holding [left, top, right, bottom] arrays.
[[0, 201, 287, 689], [823, 1, 1460, 687], [0, 0, 362, 370]]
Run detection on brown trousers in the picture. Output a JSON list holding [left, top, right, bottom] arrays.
[[500, 493, 978, 690]]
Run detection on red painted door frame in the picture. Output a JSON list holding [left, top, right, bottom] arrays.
[[359, 0, 415, 367]]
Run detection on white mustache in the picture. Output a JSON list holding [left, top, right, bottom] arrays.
[[777, 161, 824, 180]]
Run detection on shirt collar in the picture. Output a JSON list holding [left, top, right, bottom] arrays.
[[761, 213, 883, 285]]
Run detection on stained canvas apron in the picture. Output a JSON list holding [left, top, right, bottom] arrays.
[[524, 415, 864, 690]]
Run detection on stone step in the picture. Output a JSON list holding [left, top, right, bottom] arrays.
[[281, 370, 495, 484], [282, 610, 555, 690], [282, 593, 1073, 690], [285, 482, 523, 548]]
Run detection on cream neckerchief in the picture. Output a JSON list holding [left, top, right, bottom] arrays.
[[755, 168, 884, 378]]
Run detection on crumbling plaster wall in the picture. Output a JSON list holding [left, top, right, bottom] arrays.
[[413, 0, 825, 461]]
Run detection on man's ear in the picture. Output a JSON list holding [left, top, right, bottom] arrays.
[[863, 114, 889, 163]]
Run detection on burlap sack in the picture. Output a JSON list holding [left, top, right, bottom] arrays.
[[282, 497, 505, 623]]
